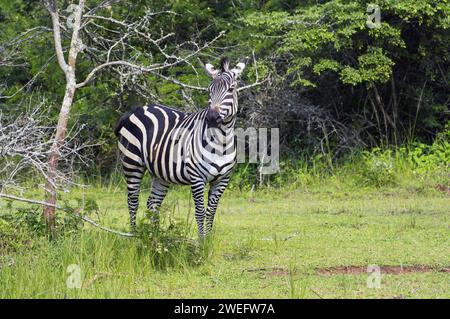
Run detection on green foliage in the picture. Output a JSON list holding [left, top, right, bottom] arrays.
[[347, 48, 394, 85], [403, 124, 450, 175], [343, 131, 449, 188], [0, 218, 35, 253], [0, 195, 104, 249], [135, 203, 204, 270], [243, 0, 449, 143], [0, 205, 45, 254], [359, 148, 397, 187], [1, 206, 47, 236], [244, 0, 447, 87]]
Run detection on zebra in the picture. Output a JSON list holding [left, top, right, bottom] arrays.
[[114, 57, 246, 237]]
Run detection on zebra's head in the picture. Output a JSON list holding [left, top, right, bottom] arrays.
[[204, 57, 245, 127]]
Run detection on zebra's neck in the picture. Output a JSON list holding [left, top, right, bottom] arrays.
[[195, 109, 235, 159], [219, 92, 238, 132], [202, 111, 236, 143]]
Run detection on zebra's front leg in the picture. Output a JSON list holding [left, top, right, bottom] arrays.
[[191, 180, 207, 238], [146, 178, 170, 224], [205, 177, 230, 235]]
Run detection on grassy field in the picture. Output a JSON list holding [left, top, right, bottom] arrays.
[[0, 179, 449, 298]]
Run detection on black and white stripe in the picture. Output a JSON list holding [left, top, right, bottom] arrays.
[[115, 58, 246, 237]]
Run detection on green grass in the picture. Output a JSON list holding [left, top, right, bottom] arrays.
[[1, 181, 449, 298]]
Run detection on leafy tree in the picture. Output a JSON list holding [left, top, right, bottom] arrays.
[[244, 0, 449, 145]]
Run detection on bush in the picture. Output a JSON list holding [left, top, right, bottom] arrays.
[[0, 196, 101, 245], [135, 204, 204, 270], [406, 125, 450, 175], [359, 148, 397, 187], [0, 213, 38, 254]]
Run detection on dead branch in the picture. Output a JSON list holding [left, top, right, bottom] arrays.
[[0, 103, 94, 193], [75, 29, 226, 89]]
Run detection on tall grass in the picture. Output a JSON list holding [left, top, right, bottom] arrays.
[[0, 199, 216, 298]]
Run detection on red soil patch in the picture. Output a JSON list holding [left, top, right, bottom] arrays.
[[315, 265, 450, 276], [435, 184, 450, 196]]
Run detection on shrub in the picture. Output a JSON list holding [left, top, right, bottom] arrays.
[[135, 204, 204, 270], [407, 125, 450, 175], [0, 213, 38, 254], [357, 148, 397, 187]]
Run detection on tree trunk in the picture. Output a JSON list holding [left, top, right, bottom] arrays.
[[43, 73, 76, 233], [42, 0, 84, 234]]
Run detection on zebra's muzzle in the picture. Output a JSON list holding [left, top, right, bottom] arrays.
[[206, 109, 223, 127]]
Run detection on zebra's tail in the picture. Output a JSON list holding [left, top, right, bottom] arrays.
[[114, 108, 138, 137]]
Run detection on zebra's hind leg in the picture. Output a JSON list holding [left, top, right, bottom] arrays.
[[123, 162, 145, 231], [191, 179, 207, 238], [205, 176, 230, 236], [146, 178, 170, 224]]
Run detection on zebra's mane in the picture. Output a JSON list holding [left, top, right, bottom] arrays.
[[220, 57, 230, 72]]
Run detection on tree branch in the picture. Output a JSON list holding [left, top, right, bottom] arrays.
[[44, 0, 68, 74], [67, 0, 85, 68], [237, 77, 269, 92]]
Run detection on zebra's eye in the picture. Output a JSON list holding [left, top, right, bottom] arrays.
[[228, 87, 234, 92]]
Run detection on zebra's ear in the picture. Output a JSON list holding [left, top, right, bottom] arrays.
[[231, 63, 246, 78], [205, 63, 219, 78]]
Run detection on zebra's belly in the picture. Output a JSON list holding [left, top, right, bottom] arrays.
[[146, 158, 192, 185], [147, 158, 236, 184]]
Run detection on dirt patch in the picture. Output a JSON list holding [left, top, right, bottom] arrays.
[[315, 265, 450, 276], [435, 184, 450, 196]]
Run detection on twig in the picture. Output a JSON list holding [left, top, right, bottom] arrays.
[[237, 76, 269, 92]]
